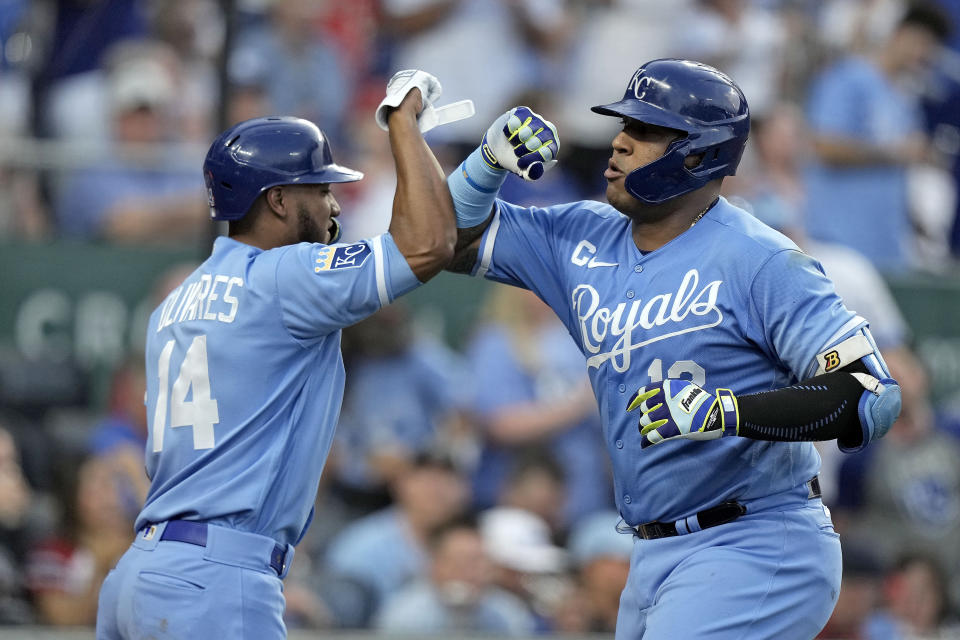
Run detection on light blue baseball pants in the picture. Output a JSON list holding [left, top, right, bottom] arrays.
[[616, 483, 842, 639], [97, 521, 292, 639]]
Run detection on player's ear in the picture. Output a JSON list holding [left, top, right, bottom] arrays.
[[263, 186, 288, 219], [684, 153, 704, 169]]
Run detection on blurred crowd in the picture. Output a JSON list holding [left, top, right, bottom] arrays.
[[1, 0, 960, 637]]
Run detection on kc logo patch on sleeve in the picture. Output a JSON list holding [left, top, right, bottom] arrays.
[[314, 243, 372, 273]]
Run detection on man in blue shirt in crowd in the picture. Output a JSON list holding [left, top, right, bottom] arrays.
[[804, 3, 952, 272]]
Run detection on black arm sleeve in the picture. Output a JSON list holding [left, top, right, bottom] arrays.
[[737, 361, 869, 448]]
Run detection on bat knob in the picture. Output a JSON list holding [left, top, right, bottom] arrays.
[[526, 162, 544, 181]]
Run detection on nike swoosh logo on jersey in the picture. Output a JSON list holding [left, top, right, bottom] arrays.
[[586, 257, 619, 268]]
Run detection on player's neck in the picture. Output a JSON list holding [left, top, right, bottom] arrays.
[[630, 196, 718, 252], [230, 232, 279, 251], [230, 218, 295, 251]]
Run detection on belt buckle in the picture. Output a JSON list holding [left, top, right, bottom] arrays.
[[636, 521, 673, 540]]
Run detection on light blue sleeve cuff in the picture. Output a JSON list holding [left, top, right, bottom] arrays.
[[376, 232, 422, 304], [447, 146, 508, 228]]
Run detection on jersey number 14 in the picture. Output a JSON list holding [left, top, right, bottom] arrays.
[[153, 335, 220, 452]]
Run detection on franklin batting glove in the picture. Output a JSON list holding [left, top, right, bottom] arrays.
[[481, 106, 559, 181], [627, 380, 739, 449]]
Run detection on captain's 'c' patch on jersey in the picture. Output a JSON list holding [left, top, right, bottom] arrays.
[[314, 243, 372, 273]]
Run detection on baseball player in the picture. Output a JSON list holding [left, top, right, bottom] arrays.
[[444, 59, 902, 639], [95, 71, 456, 639]]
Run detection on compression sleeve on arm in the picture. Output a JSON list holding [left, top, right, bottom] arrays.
[[446, 146, 508, 228], [736, 366, 873, 449]]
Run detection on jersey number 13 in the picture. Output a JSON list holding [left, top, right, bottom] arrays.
[[153, 335, 220, 452]]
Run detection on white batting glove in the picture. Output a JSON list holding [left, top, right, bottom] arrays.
[[375, 70, 476, 133], [375, 69, 442, 131], [481, 106, 559, 181]]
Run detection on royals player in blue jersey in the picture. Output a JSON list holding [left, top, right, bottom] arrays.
[[95, 71, 457, 639], [444, 59, 902, 639]]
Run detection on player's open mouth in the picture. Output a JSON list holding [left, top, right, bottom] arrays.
[[604, 160, 623, 180], [328, 218, 341, 243]]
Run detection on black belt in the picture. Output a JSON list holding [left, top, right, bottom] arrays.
[[156, 520, 287, 575], [633, 476, 822, 540]]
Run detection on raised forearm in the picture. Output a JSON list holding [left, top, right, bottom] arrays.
[[387, 107, 456, 281]]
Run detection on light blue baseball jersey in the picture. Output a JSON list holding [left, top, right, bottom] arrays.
[[137, 233, 420, 546], [470, 196, 867, 525]]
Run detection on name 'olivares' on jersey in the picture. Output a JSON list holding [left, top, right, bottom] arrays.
[[156, 273, 244, 332]]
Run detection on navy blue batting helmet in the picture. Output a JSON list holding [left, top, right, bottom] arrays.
[[591, 59, 750, 204], [203, 116, 363, 221]]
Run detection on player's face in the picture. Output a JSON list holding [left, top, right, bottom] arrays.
[[288, 184, 341, 244], [604, 119, 681, 215]]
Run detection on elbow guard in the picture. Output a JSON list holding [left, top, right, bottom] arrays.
[[842, 373, 902, 452]]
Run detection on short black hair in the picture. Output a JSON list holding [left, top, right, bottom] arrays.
[[900, 1, 953, 43], [426, 513, 480, 551], [506, 447, 566, 485], [227, 193, 265, 237]]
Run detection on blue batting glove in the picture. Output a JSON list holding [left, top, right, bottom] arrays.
[[627, 380, 740, 449], [481, 106, 559, 181]]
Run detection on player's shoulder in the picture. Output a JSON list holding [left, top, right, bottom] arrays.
[[498, 197, 623, 220], [496, 198, 628, 237], [706, 197, 802, 258]]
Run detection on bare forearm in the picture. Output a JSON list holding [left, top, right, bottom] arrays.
[[383, 0, 458, 37], [487, 403, 580, 444], [812, 138, 899, 167], [387, 113, 456, 281], [446, 218, 491, 274], [103, 198, 206, 243]]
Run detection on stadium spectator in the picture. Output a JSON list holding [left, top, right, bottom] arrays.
[[495, 449, 567, 536], [0, 425, 46, 624], [374, 514, 536, 635], [802, 2, 953, 272], [35, 0, 148, 140], [479, 506, 573, 633], [86, 356, 149, 521], [25, 455, 132, 626], [884, 552, 958, 638], [231, 0, 352, 148], [564, 509, 634, 634], [818, 545, 900, 640], [53, 40, 207, 243], [327, 302, 470, 515], [0, 2, 47, 240], [378, 0, 570, 149], [557, 0, 691, 195], [465, 285, 612, 528], [673, 0, 788, 118], [834, 346, 960, 612], [817, 0, 909, 54], [321, 452, 469, 626], [148, 0, 223, 142]]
